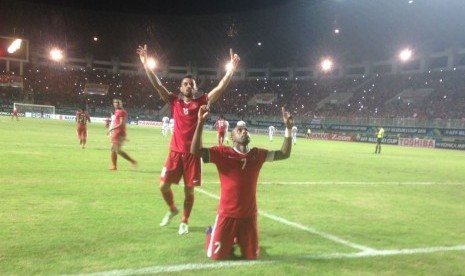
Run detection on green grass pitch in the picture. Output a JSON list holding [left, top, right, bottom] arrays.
[[1, 117, 465, 275]]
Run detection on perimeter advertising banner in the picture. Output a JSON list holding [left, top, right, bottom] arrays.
[[398, 138, 435, 148]]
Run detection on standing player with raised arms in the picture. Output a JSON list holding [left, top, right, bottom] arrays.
[[137, 44, 240, 235]]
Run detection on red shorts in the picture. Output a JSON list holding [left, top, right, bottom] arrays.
[[77, 125, 87, 138], [111, 131, 126, 146], [160, 151, 201, 187], [206, 214, 259, 260], [217, 131, 225, 138]]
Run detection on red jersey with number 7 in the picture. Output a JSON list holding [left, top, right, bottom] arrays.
[[206, 146, 269, 218]]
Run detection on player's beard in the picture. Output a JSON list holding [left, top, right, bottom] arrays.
[[182, 90, 193, 100], [237, 134, 250, 145]]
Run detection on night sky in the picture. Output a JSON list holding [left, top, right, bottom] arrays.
[[1, 0, 465, 67]]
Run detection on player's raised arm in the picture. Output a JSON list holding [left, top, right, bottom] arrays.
[[137, 44, 172, 102], [273, 107, 294, 161], [207, 49, 240, 104], [191, 105, 210, 159]]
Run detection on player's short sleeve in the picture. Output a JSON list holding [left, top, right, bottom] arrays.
[[206, 146, 222, 164]]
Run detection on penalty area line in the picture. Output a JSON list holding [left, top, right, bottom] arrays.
[[196, 188, 374, 252], [59, 260, 273, 276], [302, 244, 465, 260], [61, 244, 465, 276], [203, 181, 465, 185]]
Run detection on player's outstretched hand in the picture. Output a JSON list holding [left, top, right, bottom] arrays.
[[198, 105, 210, 123], [229, 48, 240, 70], [282, 107, 294, 129], [136, 44, 148, 65]]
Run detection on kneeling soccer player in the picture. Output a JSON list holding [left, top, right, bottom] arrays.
[[191, 105, 294, 260]]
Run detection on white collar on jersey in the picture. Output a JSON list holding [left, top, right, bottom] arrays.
[[233, 146, 251, 155]]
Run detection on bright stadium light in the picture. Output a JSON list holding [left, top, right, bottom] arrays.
[[7, 38, 22, 54], [334, 28, 340, 34], [225, 61, 233, 71], [321, 58, 333, 72], [49, 48, 64, 61], [399, 48, 412, 62], [147, 57, 157, 70]]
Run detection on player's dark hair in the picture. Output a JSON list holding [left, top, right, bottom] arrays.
[[183, 74, 196, 80]]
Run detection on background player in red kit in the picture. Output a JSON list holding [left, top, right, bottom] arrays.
[[137, 45, 240, 235], [107, 99, 137, 170], [191, 105, 294, 260], [214, 115, 227, 146], [75, 107, 91, 148], [11, 107, 19, 121]]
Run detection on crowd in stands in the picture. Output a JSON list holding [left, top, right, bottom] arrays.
[[1, 64, 465, 123]]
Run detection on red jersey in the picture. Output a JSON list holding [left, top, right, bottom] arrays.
[[113, 108, 128, 136], [206, 146, 269, 218], [215, 119, 227, 133], [169, 93, 208, 153], [76, 111, 90, 126]]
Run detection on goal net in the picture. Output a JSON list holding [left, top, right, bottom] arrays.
[[13, 103, 55, 119]]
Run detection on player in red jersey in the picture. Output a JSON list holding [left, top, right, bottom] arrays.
[[214, 115, 227, 146], [107, 99, 137, 170], [75, 107, 91, 149], [137, 44, 240, 235], [191, 105, 294, 260], [11, 107, 19, 121]]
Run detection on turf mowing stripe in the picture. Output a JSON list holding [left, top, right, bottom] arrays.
[[195, 188, 375, 251]]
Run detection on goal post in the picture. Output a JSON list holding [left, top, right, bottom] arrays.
[[13, 103, 55, 119]]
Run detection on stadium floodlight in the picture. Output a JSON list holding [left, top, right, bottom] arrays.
[[225, 61, 233, 71], [399, 48, 412, 62], [334, 28, 340, 34], [49, 48, 64, 61], [7, 39, 22, 54], [147, 57, 157, 70], [321, 58, 333, 72], [0, 36, 29, 61]]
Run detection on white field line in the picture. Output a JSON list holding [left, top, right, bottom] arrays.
[[61, 244, 465, 276], [196, 188, 375, 251], [202, 181, 465, 185], [302, 244, 465, 260], [60, 260, 272, 276]]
